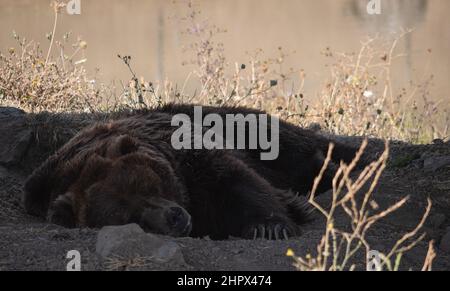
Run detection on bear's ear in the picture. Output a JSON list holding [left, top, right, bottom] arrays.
[[47, 192, 76, 228], [23, 156, 59, 218], [106, 135, 139, 158]]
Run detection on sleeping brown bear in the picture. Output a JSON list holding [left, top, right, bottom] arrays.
[[24, 104, 359, 240]]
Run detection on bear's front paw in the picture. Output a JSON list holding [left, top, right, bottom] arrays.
[[243, 220, 299, 240]]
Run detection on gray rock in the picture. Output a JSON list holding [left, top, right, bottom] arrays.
[[423, 156, 450, 172], [0, 107, 26, 117], [0, 107, 33, 166], [440, 230, 450, 253], [95, 224, 185, 265]]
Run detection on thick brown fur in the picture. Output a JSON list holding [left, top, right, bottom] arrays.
[[24, 104, 359, 240]]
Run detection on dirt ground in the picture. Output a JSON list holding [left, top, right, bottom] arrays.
[[0, 107, 449, 271]]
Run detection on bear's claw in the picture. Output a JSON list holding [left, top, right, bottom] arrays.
[[251, 224, 291, 240]]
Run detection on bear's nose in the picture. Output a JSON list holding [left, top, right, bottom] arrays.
[[166, 206, 185, 227]]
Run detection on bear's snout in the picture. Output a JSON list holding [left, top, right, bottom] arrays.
[[167, 207, 187, 227], [166, 206, 192, 236], [139, 203, 192, 237]]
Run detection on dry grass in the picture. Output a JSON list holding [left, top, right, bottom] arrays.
[[0, 1, 104, 112], [104, 255, 151, 271], [286, 140, 435, 271], [309, 32, 449, 144]]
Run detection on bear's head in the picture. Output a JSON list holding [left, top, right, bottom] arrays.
[[24, 133, 192, 237]]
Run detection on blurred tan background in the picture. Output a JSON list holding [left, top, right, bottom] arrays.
[[0, 0, 449, 100]]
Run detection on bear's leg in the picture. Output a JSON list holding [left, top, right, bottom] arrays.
[[223, 176, 301, 240], [183, 151, 304, 240]]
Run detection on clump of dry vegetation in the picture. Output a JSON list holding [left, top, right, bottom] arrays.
[[286, 140, 436, 271], [104, 255, 152, 271], [310, 33, 449, 144], [176, 2, 302, 110], [0, 1, 103, 112]]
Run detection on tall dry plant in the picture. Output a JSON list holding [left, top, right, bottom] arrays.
[[287, 140, 435, 271], [308, 31, 449, 143]]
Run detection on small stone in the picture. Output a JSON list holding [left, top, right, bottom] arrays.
[[96, 224, 185, 265], [0, 107, 25, 117], [0, 107, 32, 166], [231, 248, 244, 255]]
